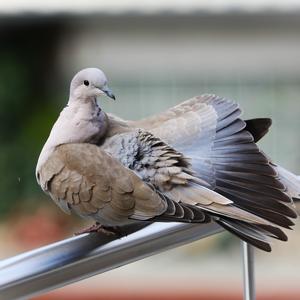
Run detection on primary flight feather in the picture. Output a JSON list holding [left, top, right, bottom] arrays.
[[36, 67, 300, 251]]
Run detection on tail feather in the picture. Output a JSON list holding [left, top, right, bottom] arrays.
[[216, 218, 288, 251], [216, 219, 272, 252], [244, 118, 272, 143]]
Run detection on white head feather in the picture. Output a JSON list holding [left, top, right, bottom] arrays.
[[69, 68, 115, 101]]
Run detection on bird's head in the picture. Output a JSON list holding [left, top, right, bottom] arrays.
[[69, 68, 115, 102]]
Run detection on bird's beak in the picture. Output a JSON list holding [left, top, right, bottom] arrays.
[[101, 85, 116, 100]]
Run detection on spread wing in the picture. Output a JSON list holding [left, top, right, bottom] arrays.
[[132, 95, 297, 221], [129, 94, 298, 250]]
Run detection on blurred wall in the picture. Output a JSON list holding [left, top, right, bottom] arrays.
[[58, 14, 300, 171]]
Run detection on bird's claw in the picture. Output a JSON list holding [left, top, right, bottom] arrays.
[[74, 223, 126, 238]]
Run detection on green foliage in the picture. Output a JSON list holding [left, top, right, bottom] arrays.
[[0, 53, 61, 218]]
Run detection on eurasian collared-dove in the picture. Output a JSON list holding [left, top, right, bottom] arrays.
[[36, 68, 300, 252]]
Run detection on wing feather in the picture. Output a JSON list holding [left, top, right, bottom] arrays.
[[130, 94, 297, 251], [38, 143, 167, 225]]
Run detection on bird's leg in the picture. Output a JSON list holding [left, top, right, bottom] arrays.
[[74, 222, 115, 236], [74, 223, 127, 237]]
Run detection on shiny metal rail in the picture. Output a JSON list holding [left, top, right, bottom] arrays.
[[242, 242, 256, 300], [0, 222, 224, 300]]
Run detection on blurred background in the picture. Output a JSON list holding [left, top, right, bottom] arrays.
[[0, 1, 300, 299]]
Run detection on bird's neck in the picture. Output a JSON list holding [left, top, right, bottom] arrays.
[[36, 99, 108, 177]]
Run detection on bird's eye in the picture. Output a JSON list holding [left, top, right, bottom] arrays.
[[84, 80, 89, 86]]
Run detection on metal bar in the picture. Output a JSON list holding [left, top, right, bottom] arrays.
[[0, 222, 223, 300], [242, 241, 256, 300]]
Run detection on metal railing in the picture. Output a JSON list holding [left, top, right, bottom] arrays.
[[0, 222, 256, 300]]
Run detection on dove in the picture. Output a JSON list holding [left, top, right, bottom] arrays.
[[36, 67, 300, 252]]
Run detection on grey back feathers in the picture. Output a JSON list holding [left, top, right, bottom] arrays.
[[36, 69, 299, 252]]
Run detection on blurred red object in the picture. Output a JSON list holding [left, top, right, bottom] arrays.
[[34, 291, 300, 300], [10, 205, 73, 249]]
